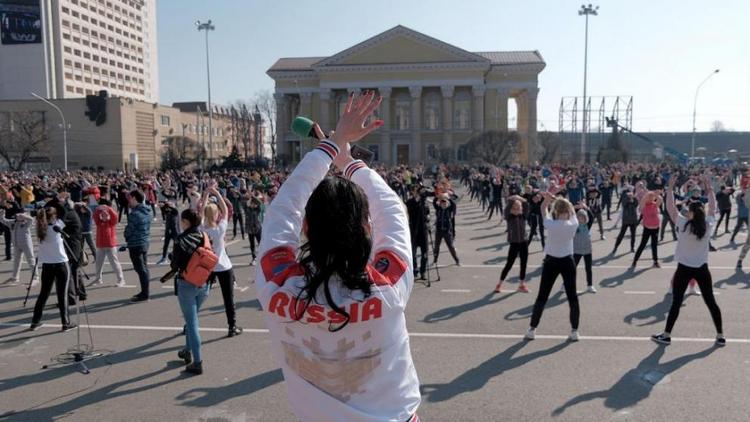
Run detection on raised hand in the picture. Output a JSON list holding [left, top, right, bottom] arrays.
[[330, 91, 383, 148]]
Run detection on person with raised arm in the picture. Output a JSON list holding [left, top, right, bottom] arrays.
[[652, 176, 725, 346], [525, 184, 582, 342], [256, 91, 420, 422]]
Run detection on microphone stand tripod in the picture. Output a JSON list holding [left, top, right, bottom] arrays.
[[49, 232, 103, 375]]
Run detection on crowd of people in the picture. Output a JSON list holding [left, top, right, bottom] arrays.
[[2, 91, 748, 420]]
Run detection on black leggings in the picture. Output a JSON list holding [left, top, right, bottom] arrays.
[[210, 269, 237, 327], [233, 213, 245, 238], [528, 214, 545, 247], [665, 263, 723, 334], [32, 263, 70, 326], [162, 229, 177, 259], [732, 217, 748, 241], [613, 223, 637, 253], [633, 227, 659, 263], [530, 255, 579, 330], [501, 242, 528, 281], [247, 232, 261, 259], [715, 209, 731, 234], [574, 253, 592, 286]]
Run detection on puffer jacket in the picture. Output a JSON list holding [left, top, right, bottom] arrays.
[[124, 203, 152, 247]]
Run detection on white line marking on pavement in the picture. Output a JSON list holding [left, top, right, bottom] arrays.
[[459, 264, 743, 271], [235, 286, 249, 292], [2, 322, 747, 344], [441, 289, 471, 293], [624, 291, 656, 295]]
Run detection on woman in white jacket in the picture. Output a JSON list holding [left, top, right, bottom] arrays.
[[1, 209, 37, 285], [256, 92, 420, 422]]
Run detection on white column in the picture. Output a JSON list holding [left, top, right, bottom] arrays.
[[525, 88, 539, 164], [472, 85, 485, 132], [319, 88, 331, 131], [409, 86, 422, 162], [378, 86, 392, 164], [441, 85, 454, 158]]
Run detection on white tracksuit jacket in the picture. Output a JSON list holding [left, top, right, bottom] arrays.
[[256, 140, 421, 422]]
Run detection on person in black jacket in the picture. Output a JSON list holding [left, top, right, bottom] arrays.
[[714, 185, 734, 236], [406, 185, 430, 280], [433, 194, 460, 266], [47, 192, 85, 303], [168, 209, 210, 375]]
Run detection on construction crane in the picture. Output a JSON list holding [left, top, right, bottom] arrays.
[[604, 117, 689, 164]]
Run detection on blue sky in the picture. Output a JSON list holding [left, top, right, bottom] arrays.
[[157, 0, 750, 132]]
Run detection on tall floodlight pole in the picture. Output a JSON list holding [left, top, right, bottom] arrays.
[[578, 4, 598, 163], [30, 92, 68, 171], [196, 20, 215, 165], [691, 69, 720, 160]]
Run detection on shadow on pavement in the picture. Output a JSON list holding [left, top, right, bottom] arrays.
[[551, 345, 718, 417], [421, 340, 571, 402], [423, 292, 517, 323], [623, 294, 672, 327], [714, 268, 750, 289], [504, 291, 567, 321], [0, 333, 228, 421], [599, 267, 649, 289], [175, 368, 283, 407]]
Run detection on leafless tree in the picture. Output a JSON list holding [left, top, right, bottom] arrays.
[[160, 135, 206, 170], [710, 120, 726, 132], [538, 131, 562, 163], [463, 130, 520, 165], [252, 90, 277, 163], [0, 111, 49, 170]]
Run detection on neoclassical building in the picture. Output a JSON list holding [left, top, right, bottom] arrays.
[[267, 25, 545, 164]]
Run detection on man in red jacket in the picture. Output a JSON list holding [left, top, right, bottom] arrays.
[[91, 199, 125, 287]]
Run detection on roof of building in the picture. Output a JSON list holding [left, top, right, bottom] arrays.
[[268, 57, 327, 72], [474, 51, 545, 65]]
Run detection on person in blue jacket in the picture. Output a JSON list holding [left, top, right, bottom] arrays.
[[124, 190, 152, 302]]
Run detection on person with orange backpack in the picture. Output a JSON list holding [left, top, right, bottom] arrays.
[[166, 208, 218, 375]]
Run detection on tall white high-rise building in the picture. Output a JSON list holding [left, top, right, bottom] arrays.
[[0, 0, 158, 102]]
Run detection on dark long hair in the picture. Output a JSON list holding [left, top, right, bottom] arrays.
[[683, 201, 707, 240], [295, 177, 372, 332]]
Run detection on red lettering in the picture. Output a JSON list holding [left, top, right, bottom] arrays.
[[361, 298, 382, 321], [328, 309, 347, 325], [306, 305, 325, 323], [268, 292, 289, 318], [349, 302, 359, 323], [288, 297, 307, 320]]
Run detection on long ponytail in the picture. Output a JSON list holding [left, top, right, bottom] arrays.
[[683, 201, 707, 239]]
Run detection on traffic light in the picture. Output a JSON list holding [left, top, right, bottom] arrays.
[[85, 90, 107, 126]]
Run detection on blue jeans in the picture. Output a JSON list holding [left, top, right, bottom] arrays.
[[177, 279, 210, 363], [128, 245, 150, 297]]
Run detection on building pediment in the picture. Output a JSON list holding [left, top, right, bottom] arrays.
[[313, 25, 490, 69]]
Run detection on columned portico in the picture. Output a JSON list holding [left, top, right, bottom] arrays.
[[267, 25, 545, 165]]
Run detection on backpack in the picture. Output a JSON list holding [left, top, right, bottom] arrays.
[[181, 233, 218, 287]]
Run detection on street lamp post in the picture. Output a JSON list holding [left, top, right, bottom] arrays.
[[691, 69, 720, 160], [578, 4, 598, 163], [30, 92, 68, 171], [196, 19, 215, 166]]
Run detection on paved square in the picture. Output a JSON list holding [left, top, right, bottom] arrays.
[[1, 189, 749, 421]]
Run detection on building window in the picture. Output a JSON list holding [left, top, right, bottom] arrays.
[[454, 91, 471, 130], [160, 115, 170, 126], [457, 144, 469, 161], [394, 93, 411, 131], [423, 92, 441, 130], [427, 144, 438, 160]]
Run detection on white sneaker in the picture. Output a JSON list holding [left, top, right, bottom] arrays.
[[569, 330, 580, 342], [116, 281, 126, 287], [31, 279, 39, 287], [524, 328, 536, 340], [587, 285, 597, 293], [89, 278, 103, 286], [687, 286, 701, 296], [156, 257, 169, 266]]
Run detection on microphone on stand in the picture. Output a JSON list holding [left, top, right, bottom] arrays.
[[52, 225, 70, 239]]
